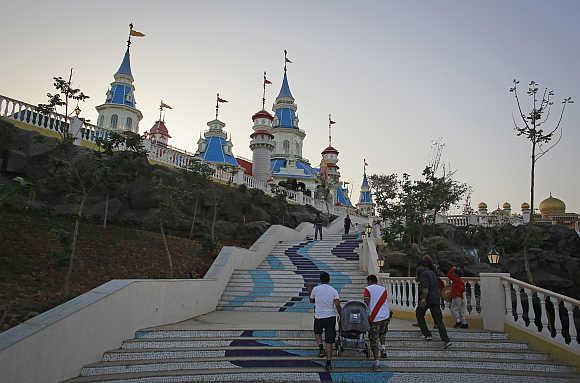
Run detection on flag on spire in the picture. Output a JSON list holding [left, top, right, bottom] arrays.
[[364, 159, 368, 166], [264, 73, 272, 85], [329, 119, 336, 125], [130, 29, 145, 37], [160, 101, 172, 109], [217, 96, 228, 103]]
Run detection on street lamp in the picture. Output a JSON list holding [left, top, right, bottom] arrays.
[[366, 224, 373, 237], [377, 258, 385, 271], [487, 249, 501, 264]]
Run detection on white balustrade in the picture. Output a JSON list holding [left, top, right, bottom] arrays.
[[501, 276, 579, 353]]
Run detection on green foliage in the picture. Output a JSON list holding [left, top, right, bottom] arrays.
[[0, 177, 35, 209], [372, 166, 468, 249], [36, 73, 89, 116]]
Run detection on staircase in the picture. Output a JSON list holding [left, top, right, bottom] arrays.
[[64, 234, 580, 383], [217, 234, 366, 312]]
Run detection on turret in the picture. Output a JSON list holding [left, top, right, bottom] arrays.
[[356, 163, 375, 217], [96, 26, 143, 133], [250, 110, 275, 183]]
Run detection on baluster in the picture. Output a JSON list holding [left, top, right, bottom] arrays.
[[537, 292, 550, 337], [563, 302, 578, 345], [552, 298, 565, 344], [523, 288, 535, 329], [514, 285, 524, 325], [17, 102, 23, 121], [502, 280, 513, 322], [467, 281, 475, 315], [0, 97, 5, 116], [412, 280, 419, 309]]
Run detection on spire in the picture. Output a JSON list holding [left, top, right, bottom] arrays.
[[115, 48, 132, 78], [276, 71, 294, 100], [277, 50, 294, 100]]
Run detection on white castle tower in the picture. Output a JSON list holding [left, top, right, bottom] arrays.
[[250, 109, 275, 183], [356, 161, 375, 217], [96, 26, 143, 133]]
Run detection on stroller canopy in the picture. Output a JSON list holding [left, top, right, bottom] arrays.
[[340, 300, 370, 333]]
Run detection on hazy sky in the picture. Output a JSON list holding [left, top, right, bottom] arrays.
[[2, 1, 579, 212]]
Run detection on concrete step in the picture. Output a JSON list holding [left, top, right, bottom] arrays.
[[121, 337, 531, 351], [134, 329, 510, 340], [65, 366, 580, 383], [103, 347, 550, 362], [79, 357, 575, 377]]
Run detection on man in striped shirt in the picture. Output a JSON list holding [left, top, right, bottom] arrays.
[[363, 274, 390, 370]]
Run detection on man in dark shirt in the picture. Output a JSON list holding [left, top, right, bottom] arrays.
[[416, 257, 452, 348]]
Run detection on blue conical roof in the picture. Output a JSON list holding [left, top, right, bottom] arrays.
[[276, 71, 294, 100], [361, 172, 370, 189], [115, 48, 133, 78]]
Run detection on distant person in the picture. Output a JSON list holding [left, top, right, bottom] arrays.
[[447, 266, 468, 329], [363, 274, 390, 370], [344, 214, 352, 235], [314, 212, 323, 240], [308, 271, 341, 371], [416, 256, 452, 349]]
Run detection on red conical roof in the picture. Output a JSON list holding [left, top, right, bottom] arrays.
[[321, 146, 339, 155], [150, 120, 171, 137], [250, 129, 274, 139], [252, 110, 274, 121]]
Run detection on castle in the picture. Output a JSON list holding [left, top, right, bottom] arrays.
[[1, 26, 376, 217]]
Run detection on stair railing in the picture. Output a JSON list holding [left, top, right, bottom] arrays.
[[501, 276, 579, 353]]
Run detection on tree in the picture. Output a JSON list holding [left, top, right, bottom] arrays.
[[157, 175, 187, 277], [36, 69, 89, 138], [182, 158, 214, 239], [509, 79, 574, 283], [369, 173, 398, 221], [45, 143, 106, 296]]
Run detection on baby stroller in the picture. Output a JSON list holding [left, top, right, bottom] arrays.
[[336, 300, 371, 357]]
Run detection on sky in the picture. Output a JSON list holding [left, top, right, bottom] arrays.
[[1, 0, 579, 212]]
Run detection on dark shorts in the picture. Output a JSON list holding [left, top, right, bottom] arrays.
[[314, 316, 337, 344]]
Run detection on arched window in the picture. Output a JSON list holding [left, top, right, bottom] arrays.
[[283, 140, 290, 154], [126, 117, 133, 131], [97, 115, 104, 127], [110, 114, 118, 130], [295, 142, 300, 156]]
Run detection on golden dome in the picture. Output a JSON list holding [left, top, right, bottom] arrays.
[[478, 202, 487, 209], [502, 202, 511, 209], [521, 202, 530, 210], [539, 194, 565, 217]]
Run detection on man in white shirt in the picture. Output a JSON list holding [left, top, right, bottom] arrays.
[[363, 274, 390, 370], [308, 271, 341, 371]]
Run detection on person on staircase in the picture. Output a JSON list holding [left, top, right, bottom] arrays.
[[363, 274, 390, 370], [308, 271, 341, 371], [314, 212, 323, 240], [416, 256, 452, 349], [447, 266, 468, 329], [344, 214, 352, 235]]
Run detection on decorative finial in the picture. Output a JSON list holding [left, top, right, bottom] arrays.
[[363, 158, 368, 176], [262, 71, 272, 110], [216, 93, 228, 119], [284, 49, 292, 72], [159, 100, 172, 121], [328, 114, 336, 147]]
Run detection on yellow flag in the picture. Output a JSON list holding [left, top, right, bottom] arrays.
[[130, 29, 145, 37], [160, 102, 172, 109]]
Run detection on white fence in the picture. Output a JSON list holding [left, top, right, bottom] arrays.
[[0, 94, 355, 218]]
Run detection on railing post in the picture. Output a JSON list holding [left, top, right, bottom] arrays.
[[479, 273, 510, 332]]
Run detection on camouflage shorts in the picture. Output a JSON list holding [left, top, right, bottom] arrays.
[[369, 318, 389, 358]]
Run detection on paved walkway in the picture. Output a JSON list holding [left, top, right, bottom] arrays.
[[152, 311, 418, 331]]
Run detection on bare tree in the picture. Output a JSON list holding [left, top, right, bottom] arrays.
[[509, 79, 573, 283]]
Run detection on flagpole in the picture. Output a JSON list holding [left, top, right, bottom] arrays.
[[262, 72, 266, 110], [284, 50, 287, 72], [328, 114, 332, 147], [127, 23, 133, 48], [215, 93, 219, 119], [159, 100, 163, 122]]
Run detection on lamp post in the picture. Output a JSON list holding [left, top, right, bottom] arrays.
[[366, 224, 373, 238], [377, 258, 385, 272], [487, 249, 501, 264]]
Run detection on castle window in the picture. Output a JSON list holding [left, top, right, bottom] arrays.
[[97, 115, 104, 127], [126, 117, 133, 131], [283, 140, 290, 154], [110, 114, 118, 130], [295, 142, 300, 156]]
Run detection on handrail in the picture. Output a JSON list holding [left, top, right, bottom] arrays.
[[501, 276, 580, 306]]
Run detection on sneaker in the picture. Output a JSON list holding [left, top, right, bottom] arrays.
[[460, 323, 469, 329], [424, 335, 433, 341], [443, 341, 453, 349], [325, 360, 332, 371]]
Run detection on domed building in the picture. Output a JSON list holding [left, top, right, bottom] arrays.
[[536, 194, 578, 231]]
